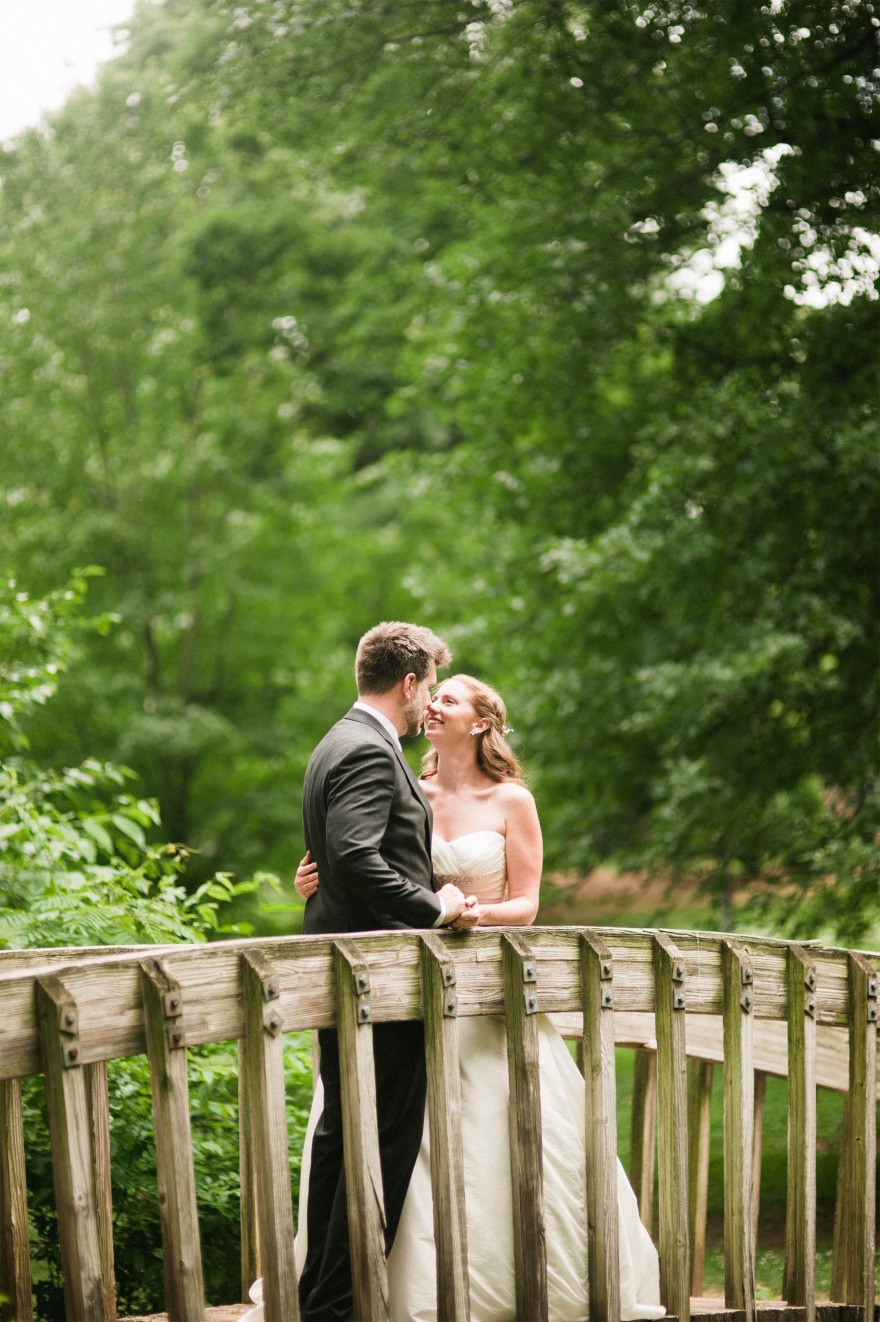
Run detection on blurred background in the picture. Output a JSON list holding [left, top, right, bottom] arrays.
[[1, 0, 878, 946]]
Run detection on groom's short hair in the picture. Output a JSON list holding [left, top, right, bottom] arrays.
[[356, 621, 451, 695]]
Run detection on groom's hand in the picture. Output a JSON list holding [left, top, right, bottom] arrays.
[[451, 895, 480, 930], [436, 882, 468, 924]]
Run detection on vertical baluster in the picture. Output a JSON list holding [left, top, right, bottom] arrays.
[[630, 1047, 658, 1232], [85, 1062, 117, 1322], [502, 931, 547, 1322], [240, 952, 298, 1322], [751, 1070, 767, 1243], [35, 976, 109, 1322], [783, 944, 817, 1321], [721, 941, 755, 1319], [238, 1037, 261, 1304], [835, 954, 877, 1313], [579, 934, 620, 1322], [0, 1078, 33, 1322], [652, 933, 690, 1322], [139, 959, 205, 1321], [687, 1059, 713, 1299], [332, 939, 389, 1322], [419, 934, 470, 1322]]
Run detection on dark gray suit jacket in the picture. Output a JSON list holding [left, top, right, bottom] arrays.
[[301, 706, 443, 935]]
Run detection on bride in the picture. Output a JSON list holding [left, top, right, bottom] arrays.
[[246, 675, 664, 1322]]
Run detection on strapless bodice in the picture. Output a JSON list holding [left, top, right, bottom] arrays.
[[432, 830, 507, 904]]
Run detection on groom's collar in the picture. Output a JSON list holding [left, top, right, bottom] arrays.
[[352, 700, 401, 749]]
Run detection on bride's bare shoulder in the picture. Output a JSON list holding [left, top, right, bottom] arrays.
[[493, 780, 536, 811]]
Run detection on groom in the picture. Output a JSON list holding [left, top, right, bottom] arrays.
[[298, 621, 475, 1322]]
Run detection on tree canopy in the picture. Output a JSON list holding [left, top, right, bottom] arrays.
[[1, 0, 877, 938]]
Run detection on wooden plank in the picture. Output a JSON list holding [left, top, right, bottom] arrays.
[[835, 953, 877, 1312], [752, 1070, 766, 1241], [550, 1010, 868, 1096], [35, 975, 109, 1322], [0, 933, 870, 1083], [688, 1059, 713, 1298], [419, 934, 470, 1322], [0, 1078, 33, 1322], [501, 931, 548, 1322], [85, 1061, 117, 1322], [783, 945, 816, 1321], [653, 932, 691, 1322], [721, 941, 755, 1319], [139, 959, 205, 1321], [579, 933, 620, 1322], [332, 939, 389, 1322], [237, 1038, 260, 1304], [240, 953, 298, 1322], [630, 1046, 657, 1232]]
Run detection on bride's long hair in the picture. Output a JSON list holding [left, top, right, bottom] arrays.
[[420, 674, 524, 784]]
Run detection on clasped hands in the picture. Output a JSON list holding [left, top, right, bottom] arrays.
[[436, 883, 480, 930], [294, 852, 480, 929]]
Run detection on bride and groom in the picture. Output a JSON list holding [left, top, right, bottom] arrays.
[[246, 620, 664, 1322]]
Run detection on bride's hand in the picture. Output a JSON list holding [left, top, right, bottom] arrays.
[[295, 850, 320, 899], [452, 895, 480, 930]]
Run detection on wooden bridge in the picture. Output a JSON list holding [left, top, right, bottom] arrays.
[[0, 927, 876, 1322]]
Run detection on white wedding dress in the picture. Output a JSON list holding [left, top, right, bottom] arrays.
[[244, 831, 664, 1322]]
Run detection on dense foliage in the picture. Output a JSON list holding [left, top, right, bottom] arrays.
[[0, 579, 311, 1316], [0, 0, 877, 938]]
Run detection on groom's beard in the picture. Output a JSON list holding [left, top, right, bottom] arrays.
[[402, 692, 424, 738]]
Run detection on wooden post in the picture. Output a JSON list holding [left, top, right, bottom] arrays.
[[332, 938, 389, 1322], [687, 1059, 713, 1298], [240, 952, 299, 1322], [652, 933, 690, 1322], [835, 954, 877, 1313], [721, 941, 756, 1319], [85, 1062, 116, 1322], [502, 931, 548, 1322], [35, 975, 112, 1322], [0, 1079, 33, 1322], [238, 1038, 261, 1304], [579, 933, 620, 1322], [139, 959, 205, 1321], [752, 1069, 766, 1242], [419, 934, 470, 1322], [630, 1047, 657, 1232], [783, 944, 817, 1321]]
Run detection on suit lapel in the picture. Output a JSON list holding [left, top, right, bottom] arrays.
[[344, 708, 433, 834]]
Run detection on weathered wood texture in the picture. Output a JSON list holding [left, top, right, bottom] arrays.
[[419, 933, 470, 1322], [784, 946, 817, 1322], [332, 939, 389, 1322], [35, 975, 115, 1322], [0, 1078, 33, 1322], [688, 1059, 713, 1298], [3, 931, 874, 1083], [831, 953, 876, 1313], [653, 933, 691, 1322], [630, 1047, 658, 1232], [240, 952, 299, 1322], [502, 931, 548, 1322], [0, 930, 873, 1322], [140, 959, 204, 1321], [721, 942, 755, 1319], [580, 933, 620, 1322], [549, 1010, 875, 1096]]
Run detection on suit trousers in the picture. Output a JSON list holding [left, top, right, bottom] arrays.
[[298, 1019, 428, 1321]]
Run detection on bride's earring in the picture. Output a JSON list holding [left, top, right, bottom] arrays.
[[469, 729, 481, 736]]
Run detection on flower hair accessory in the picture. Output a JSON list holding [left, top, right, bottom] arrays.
[[502, 725, 514, 735]]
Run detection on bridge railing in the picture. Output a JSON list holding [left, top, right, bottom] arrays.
[[0, 928, 876, 1322]]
